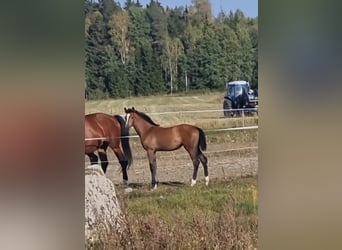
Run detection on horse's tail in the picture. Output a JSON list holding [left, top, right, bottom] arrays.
[[114, 115, 133, 170], [197, 127, 207, 152]]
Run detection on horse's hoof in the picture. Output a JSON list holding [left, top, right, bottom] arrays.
[[191, 179, 196, 187], [205, 176, 209, 186], [123, 180, 129, 186]]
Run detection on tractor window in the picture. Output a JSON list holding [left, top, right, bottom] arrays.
[[242, 85, 249, 94], [235, 85, 243, 96], [228, 85, 234, 95]]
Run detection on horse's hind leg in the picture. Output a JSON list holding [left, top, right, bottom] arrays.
[[199, 152, 209, 186], [187, 150, 200, 187], [191, 157, 200, 187], [112, 147, 129, 185], [98, 142, 109, 174], [183, 145, 200, 186], [186, 146, 208, 186], [87, 152, 98, 165]]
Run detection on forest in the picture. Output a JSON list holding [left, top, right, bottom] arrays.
[[85, 0, 258, 99]]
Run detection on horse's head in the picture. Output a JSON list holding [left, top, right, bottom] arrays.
[[124, 107, 135, 128], [124, 107, 159, 129]]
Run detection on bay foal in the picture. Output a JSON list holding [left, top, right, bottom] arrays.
[[124, 107, 209, 189]]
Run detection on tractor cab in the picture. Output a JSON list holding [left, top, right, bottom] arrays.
[[223, 81, 258, 117]]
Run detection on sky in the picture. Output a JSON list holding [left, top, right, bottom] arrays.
[[117, 0, 258, 18]]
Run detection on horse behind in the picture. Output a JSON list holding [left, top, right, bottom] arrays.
[[85, 113, 132, 184], [124, 107, 209, 189]]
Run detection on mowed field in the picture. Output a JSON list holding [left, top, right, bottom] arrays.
[[85, 92, 258, 186]]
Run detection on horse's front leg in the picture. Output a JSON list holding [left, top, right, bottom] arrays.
[[147, 149, 157, 189]]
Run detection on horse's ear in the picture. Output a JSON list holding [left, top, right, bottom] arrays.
[[132, 107, 135, 110], [124, 107, 127, 112]]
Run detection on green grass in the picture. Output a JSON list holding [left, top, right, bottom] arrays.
[[85, 93, 258, 249], [122, 177, 257, 219], [86, 177, 258, 249]]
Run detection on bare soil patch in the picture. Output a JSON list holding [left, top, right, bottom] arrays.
[[85, 140, 258, 186]]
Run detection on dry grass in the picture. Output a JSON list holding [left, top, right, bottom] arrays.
[[85, 177, 258, 249], [85, 92, 258, 129], [85, 93, 258, 249], [85, 92, 223, 115]]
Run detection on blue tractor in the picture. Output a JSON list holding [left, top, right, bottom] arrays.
[[223, 81, 258, 117]]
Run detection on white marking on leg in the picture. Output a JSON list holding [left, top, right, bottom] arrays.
[[153, 184, 158, 190], [191, 179, 197, 187], [205, 176, 209, 186]]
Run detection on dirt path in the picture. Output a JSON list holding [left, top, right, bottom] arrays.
[[85, 141, 258, 186]]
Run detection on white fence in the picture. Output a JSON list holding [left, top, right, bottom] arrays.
[[85, 108, 258, 142]]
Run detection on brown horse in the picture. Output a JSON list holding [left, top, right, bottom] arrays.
[[124, 107, 209, 189], [85, 113, 132, 184]]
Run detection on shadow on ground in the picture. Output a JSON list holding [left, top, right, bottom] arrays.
[[115, 181, 186, 189]]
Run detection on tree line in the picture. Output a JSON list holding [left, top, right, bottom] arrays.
[[85, 0, 258, 99]]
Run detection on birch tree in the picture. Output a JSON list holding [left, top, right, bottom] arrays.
[[108, 10, 133, 65], [162, 37, 184, 94]]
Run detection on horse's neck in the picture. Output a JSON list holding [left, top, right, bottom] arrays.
[[133, 116, 154, 137]]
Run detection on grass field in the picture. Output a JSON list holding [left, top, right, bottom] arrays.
[[87, 177, 258, 249], [85, 92, 258, 249], [85, 92, 258, 129], [85, 92, 223, 115]]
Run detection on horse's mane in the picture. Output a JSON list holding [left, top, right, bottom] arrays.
[[127, 108, 160, 126]]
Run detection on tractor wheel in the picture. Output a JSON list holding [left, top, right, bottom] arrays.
[[223, 99, 232, 117]]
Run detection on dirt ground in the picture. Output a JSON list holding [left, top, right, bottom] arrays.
[[85, 139, 258, 186]]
